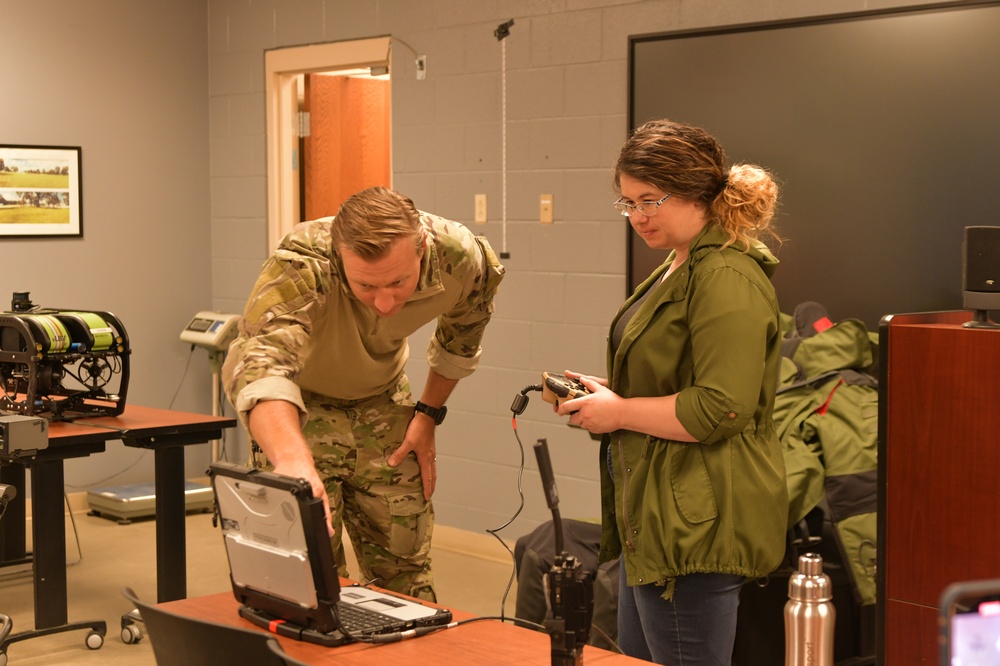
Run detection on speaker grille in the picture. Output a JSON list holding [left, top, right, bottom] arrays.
[[964, 226, 1000, 293], [964, 226, 1000, 311]]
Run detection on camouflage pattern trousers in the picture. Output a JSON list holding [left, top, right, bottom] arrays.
[[254, 376, 436, 601]]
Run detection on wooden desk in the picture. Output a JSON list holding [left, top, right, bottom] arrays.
[[162, 591, 646, 665], [0, 405, 235, 654]]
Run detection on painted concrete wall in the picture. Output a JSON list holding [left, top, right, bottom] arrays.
[[2, 0, 214, 489], [3, 0, 950, 539], [205, 0, 947, 540]]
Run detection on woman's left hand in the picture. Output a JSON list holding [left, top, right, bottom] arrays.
[[556, 374, 621, 434]]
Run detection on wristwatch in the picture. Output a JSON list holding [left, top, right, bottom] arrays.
[[414, 401, 447, 425]]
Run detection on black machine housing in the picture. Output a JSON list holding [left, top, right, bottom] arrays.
[[0, 292, 130, 421]]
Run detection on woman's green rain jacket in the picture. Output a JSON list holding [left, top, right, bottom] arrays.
[[599, 224, 790, 589]]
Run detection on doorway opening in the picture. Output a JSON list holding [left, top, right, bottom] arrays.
[[264, 37, 392, 251]]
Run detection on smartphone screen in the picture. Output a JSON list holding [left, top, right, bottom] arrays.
[[950, 600, 1000, 665], [941, 580, 1000, 666]]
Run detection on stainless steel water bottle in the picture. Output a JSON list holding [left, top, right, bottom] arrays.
[[785, 552, 835, 666]]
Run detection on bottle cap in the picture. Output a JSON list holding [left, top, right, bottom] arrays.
[[799, 553, 824, 576], [788, 553, 833, 601]]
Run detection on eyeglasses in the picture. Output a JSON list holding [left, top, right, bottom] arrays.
[[612, 193, 672, 217]]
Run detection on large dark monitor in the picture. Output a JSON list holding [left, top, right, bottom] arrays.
[[628, 2, 1000, 328]]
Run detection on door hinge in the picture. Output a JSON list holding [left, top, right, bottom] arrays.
[[298, 111, 311, 138]]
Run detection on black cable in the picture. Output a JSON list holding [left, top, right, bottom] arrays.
[[507, 384, 625, 657], [464, 614, 622, 654], [63, 449, 148, 490], [363, 614, 548, 645], [348, 383, 621, 652], [330, 604, 363, 644], [589, 623, 625, 654], [69, 344, 195, 490], [484, 418, 524, 621], [456, 614, 545, 631], [168, 344, 197, 410], [477, 384, 544, 623]]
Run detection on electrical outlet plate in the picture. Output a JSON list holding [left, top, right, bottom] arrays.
[[475, 194, 488, 224], [540, 194, 553, 224]]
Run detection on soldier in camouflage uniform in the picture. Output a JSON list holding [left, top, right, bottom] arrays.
[[222, 187, 505, 601]]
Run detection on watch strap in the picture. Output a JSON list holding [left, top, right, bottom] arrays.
[[414, 401, 447, 425]]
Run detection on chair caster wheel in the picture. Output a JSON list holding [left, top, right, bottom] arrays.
[[121, 623, 143, 644], [86, 630, 104, 650]]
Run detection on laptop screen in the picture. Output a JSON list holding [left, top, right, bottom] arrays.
[[208, 461, 452, 647], [210, 461, 341, 635]]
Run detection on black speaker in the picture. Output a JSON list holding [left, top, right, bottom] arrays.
[[963, 226, 1000, 311]]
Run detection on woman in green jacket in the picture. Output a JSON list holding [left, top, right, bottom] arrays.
[[557, 119, 789, 665]]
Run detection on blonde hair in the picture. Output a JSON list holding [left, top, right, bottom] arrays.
[[614, 119, 781, 250], [331, 187, 423, 259]]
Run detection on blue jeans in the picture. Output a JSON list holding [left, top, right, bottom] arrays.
[[617, 565, 744, 665]]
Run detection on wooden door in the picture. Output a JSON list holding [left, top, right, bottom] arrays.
[[303, 74, 390, 221]]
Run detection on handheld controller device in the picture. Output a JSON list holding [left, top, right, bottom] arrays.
[[541, 372, 590, 407]]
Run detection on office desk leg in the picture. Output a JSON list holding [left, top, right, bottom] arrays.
[[154, 444, 186, 603], [31, 459, 68, 628]]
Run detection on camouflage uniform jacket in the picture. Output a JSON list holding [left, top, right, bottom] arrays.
[[222, 212, 505, 427]]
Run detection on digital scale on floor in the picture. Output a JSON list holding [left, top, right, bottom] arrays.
[[86, 480, 215, 524], [85, 310, 240, 523]]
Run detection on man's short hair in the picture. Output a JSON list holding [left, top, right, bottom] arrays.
[[332, 187, 423, 259]]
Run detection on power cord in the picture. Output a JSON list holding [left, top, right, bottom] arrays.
[[474, 383, 543, 623], [508, 383, 626, 657], [65, 342, 198, 491], [168, 343, 197, 410], [365, 614, 547, 644]]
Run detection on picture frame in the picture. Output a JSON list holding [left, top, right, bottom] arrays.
[[0, 144, 82, 238]]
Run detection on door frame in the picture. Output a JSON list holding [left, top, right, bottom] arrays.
[[264, 36, 391, 251]]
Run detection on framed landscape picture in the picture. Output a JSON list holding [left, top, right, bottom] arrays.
[[0, 144, 82, 237]]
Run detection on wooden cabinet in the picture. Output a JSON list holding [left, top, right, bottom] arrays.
[[877, 311, 1000, 664]]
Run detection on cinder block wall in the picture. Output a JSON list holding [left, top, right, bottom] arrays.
[[207, 0, 942, 540]]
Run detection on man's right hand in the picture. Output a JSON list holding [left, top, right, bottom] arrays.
[[272, 458, 333, 536], [248, 400, 333, 535]]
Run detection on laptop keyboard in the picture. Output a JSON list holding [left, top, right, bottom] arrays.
[[336, 601, 407, 635]]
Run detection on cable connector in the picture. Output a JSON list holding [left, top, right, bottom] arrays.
[[511, 384, 542, 415], [368, 622, 457, 643]]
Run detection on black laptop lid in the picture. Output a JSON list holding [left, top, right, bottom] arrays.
[[209, 461, 340, 634]]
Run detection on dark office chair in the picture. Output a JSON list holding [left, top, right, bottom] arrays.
[[0, 612, 12, 666], [266, 637, 312, 666], [120, 587, 299, 666], [1, 485, 16, 666]]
